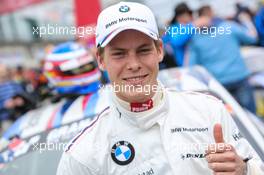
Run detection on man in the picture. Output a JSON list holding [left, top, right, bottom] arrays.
[[185, 5, 257, 114], [162, 3, 210, 67], [0, 64, 35, 134], [57, 2, 263, 175], [255, 1, 264, 46], [0, 42, 102, 151]]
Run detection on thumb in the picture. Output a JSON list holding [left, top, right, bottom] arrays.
[[213, 123, 225, 143]]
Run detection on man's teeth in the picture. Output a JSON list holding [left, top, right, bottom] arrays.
[[128, 77, 141, 81], [126, 76, 145, 81]]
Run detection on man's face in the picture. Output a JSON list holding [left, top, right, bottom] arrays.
[[96, 30, 163, 103], [176, 13, 192, 24]]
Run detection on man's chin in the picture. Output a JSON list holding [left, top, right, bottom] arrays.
[[118, 91, 152, 103]]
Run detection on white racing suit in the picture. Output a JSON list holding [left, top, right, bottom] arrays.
[[57, 87, 264, 175]]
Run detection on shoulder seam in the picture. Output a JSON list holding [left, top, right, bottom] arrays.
[[65, 106, 110, 153]]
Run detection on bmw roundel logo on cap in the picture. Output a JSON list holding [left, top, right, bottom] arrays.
[[119, 5, 130, 13], [111, 141, 135, 165]]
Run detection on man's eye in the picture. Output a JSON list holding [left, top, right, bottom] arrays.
[[138, 48, 151, 53], [112, 52, 125, 56]]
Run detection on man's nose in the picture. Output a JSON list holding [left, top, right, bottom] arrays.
[[126, 53, 141, 71]]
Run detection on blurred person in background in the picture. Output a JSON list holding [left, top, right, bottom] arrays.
[[42, 41, 102, 126], [162, 2, 210, 67], [0, 42, 102, 142], [233, 3, 263, 47], [33, 65, 50, 101], [234, 3, 255, 25], [185, 5, 258, 114], [75, 37, 109, 83], [0, 64, 35, 134], [77, 37, 110, 84], [12, 66, 25, 85], [255, 0, 264, 46], [43, 41, 102, 102], [12, 66, 36, 99], [41, 41, 103, 127]]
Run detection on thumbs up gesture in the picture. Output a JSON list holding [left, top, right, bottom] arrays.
[[206, 124, 247, 174], [214, 124, 225, 143]]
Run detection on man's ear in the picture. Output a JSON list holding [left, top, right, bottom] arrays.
[[96, 50, 106, 71], [157, 39, 164, 63]]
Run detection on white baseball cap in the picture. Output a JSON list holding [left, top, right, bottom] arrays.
[[95, 1, 159, 48]]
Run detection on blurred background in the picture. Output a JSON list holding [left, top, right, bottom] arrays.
[[0, 1, 264, 173], [0, 0, 261, 67], [0, 0, 264, 136]]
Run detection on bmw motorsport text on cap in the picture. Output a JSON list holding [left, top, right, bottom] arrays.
[[96, 2, 159, 48]]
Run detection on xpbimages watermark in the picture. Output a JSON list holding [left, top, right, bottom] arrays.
[[32, 142, 68, 153], [32, 24, 96, 38], [170, 143, 232, 153], [164, 24, 231, 38], [99, 83, 164, 96]]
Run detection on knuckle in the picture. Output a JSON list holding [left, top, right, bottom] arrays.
[[208, 163, 213, 169], [210, 163, 217, 170], [230, 151, 236, 158], [206, 155, 212, 162], [226, 144, 233, 151]]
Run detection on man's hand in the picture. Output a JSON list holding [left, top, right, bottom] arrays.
[[206, 124, 247, 175]]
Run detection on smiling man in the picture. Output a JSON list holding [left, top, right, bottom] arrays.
[[57, 2, 264, 175], [97, 29, 162, 103]]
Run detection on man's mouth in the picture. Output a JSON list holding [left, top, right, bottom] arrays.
[[123, 74, 148, 84]]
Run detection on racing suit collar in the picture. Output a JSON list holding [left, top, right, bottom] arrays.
[[111, 81, 169, 129], [114, 85, 163, 112]]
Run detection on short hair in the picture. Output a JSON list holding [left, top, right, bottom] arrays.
[[198, 5, 212, 17], [170, 3, 192, 24]]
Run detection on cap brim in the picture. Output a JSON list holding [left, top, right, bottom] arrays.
[[99, 26, 158, 47]]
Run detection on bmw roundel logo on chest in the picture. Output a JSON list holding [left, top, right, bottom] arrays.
[[111, 141, 135, 165]]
